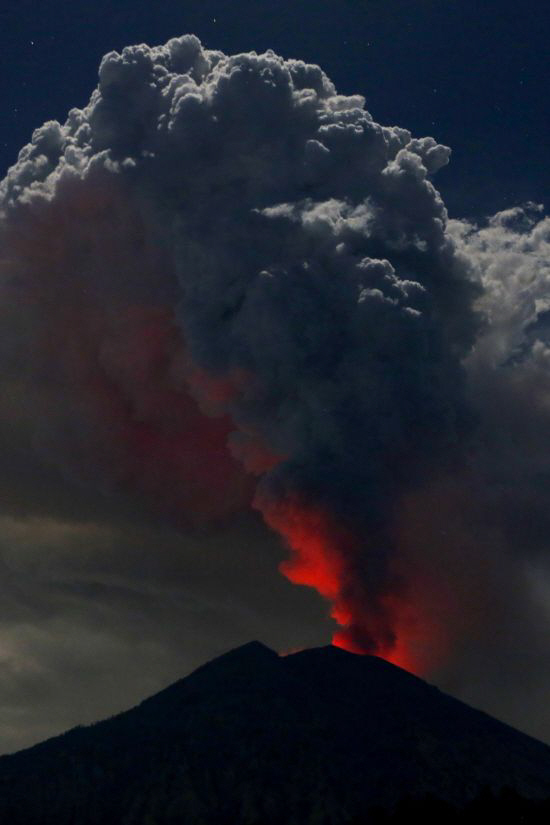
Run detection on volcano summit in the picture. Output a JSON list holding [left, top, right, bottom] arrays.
[[0, 642, 549, 824]]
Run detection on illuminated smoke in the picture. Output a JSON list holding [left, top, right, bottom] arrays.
[[1, 36, 547, 667]]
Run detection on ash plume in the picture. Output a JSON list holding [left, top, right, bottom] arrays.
[[1, 35, 548, 667]]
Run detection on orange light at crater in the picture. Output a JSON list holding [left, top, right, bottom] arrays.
[[259, 493, 445, 677]]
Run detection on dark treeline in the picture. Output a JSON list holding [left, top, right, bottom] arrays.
[[3, 784, 550, 825], [357, 788, 550, 825]]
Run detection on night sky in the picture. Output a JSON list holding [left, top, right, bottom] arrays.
[[0, 0, 549, 755]]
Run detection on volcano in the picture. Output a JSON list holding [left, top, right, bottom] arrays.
[[0, 642, 549, 823]]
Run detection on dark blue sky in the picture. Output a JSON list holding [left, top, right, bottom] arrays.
[[1, 0, 548, 218]]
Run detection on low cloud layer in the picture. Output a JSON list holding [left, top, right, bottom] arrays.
[[0, 36, 549, 749]]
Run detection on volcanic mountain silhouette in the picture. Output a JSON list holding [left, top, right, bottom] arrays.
[[1, 642, 549, 824]]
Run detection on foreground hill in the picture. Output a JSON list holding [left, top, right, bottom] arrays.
[[0, 642, 549, 824]]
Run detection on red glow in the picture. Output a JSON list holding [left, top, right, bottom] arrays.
[[7, 175, 444, 671], [71, 306, 255, 523], [261, 496, 398, 659], [6, 177, 255, 525], [259, 494, 445, 675]]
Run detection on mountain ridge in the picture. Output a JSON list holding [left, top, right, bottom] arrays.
[[1, 641, 549, 824]]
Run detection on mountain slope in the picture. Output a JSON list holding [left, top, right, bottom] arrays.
[[1, 642, 549, 824]]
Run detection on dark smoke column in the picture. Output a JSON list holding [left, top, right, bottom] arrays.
[[0, 36, 481, 665]]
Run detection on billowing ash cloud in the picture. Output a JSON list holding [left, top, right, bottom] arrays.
[[449, 204, 550, 563], [0, 35, 548, 667]]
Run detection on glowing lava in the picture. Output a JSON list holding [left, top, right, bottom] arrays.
[[259, 495, 404, 662]]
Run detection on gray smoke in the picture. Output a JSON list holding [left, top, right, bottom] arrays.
[[0, 36, 548, 673]]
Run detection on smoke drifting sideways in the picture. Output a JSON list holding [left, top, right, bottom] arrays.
[[1, 35, 548, 672]]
